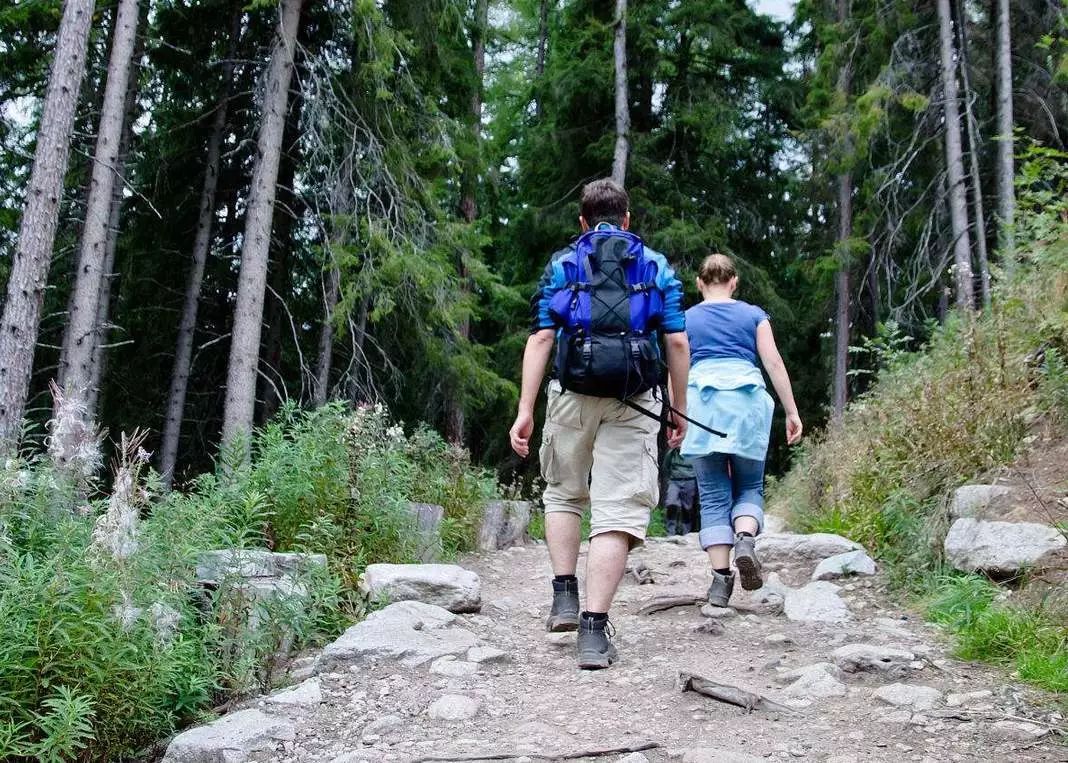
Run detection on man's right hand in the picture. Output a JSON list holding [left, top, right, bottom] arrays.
[[667, 409, 687, 449], [509, 409, 534, 457]]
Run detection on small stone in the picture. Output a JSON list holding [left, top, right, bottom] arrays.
[[546, 632, 574, 646], [765, 633, 794, 646], [873, 683, 943, 711], [811, 550, 877, 581], [618, 753, 651, 763], [699, 604, 737, 619], [682, 749, 766, 763], [427, 694, 481, 721], [882, 710, 913, 724], [429, 656, 479, 677], [466, 646, 509, 664], [784, 581, 851, 623], [693, 620, 725, 635], [987, 720, 1050, 742], [946, 690, 992, 707]]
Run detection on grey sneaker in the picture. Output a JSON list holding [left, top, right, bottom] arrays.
[[706, 570, 735, 608], [546, 579, 580, 632], [733, 533, 763, 591], [576, 615, 617, 670]]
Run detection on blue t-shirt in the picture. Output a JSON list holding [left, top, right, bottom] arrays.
[[686, 300, 769, 366]]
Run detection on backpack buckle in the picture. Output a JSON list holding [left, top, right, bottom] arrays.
[[582, 337, 592, 363]]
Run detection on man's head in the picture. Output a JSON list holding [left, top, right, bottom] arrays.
[[579, 179, 630, 231]]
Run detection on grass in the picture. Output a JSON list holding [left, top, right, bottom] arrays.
[[927, 575, 1068, 693]]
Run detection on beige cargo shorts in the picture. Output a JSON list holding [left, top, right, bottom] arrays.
[[539, 380, 661, 547]]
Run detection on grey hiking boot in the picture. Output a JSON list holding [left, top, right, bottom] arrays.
[[733, 532, 763, 591], [576, 614, 617, 670], [706, 570, 735, 608], [546, 578, 580, 632]]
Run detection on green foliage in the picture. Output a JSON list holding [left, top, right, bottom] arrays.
[[927, 575, 1068, 693]]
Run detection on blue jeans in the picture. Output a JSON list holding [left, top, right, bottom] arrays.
[[693, 453, 766, 549]]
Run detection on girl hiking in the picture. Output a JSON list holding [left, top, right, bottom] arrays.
[[681, 254, 803, 607]]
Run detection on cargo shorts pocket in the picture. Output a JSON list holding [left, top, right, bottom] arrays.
[[635, 440, 659, 507], [539, 432, 557, 483]]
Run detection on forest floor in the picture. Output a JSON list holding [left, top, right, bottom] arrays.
[[217, 527, 1067, 763]]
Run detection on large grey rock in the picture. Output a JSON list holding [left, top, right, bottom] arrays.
[[832, 643, 915, 676], [317, 600, 478, 670], [195, 550, 327, 582], [478, 500, 531, 551], [873, 683, 942, 711], [946, 689, 993, 707], [360, 563, 481, 613], [161, 709, 294, 763], [756, 532, 864, 564], [784, 581, 851, 623], [427, 694, 480, 721], [944, 518, 1065, 575], [404, 502, 444, 563], [950, 484, 1011, 519], [811, 550, 877, 581]]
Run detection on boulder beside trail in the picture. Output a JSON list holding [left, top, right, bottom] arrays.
[[811, 550, 877, 580], [478, 500, 531, 551], [161, 709, 294, 763], [360, 563, 481, 613], [943, 518, 1066, 576], [950, 484, 1011, 519], [316, 600, 478, 671], [756, 532, 864, 564], [872, 683, 942, 711]]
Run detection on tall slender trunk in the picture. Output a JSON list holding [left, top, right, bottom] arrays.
[[159, 7, 242, 489], [831, 0, 852, 421], [994, 0, 1015, 253], [936, 0, 975, 311], [955, 0, 991, 308], [313, 264, 339, 407], [446, 0, 487, 445], [55, 0, 141, 427], [221, 0, 304, 456], [611, 0, 629, 186], [87, 15, 146, 421], [536, 0, 549, 80], [0, 0, 95, 450]]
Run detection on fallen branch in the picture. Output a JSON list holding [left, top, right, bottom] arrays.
[[634, 594, 703, 615], [410, 741, 660, 762], [678, 671, 796, 714]]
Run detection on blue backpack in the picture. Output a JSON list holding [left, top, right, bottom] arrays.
[[547, 229, 666, 399]]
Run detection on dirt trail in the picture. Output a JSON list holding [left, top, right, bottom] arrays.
[[240, 532, 1066, 763]]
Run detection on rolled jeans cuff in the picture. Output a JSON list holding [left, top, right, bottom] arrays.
[[699, 525, 735, 549], [731, 502, 765, 533]]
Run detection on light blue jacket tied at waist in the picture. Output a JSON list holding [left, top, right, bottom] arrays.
[[680, 358, 774, 462]]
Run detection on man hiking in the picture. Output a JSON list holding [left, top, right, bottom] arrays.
[[509, 179, 690, 669]]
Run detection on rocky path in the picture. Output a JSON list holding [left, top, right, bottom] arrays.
[[163, 531, 1066, 763]]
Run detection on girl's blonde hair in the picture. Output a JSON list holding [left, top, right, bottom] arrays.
[[698, 253, 737, 285]]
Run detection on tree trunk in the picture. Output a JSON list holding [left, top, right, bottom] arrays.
[[221, 0, 304, 457], [0, 0, 95, 450], [55, 0, 141, 428], [536, 0, 549, 77], [313, 264, 340, 407], [86, 13, 146, 421], [831, 0, 852, 421], [446, 0, 487, 445], [936, 0, 975, 311], [994, 0, 1015, 253], [159, 7, 242, 489], [955, 0, 992, 309], [611, 0, 629, 186]]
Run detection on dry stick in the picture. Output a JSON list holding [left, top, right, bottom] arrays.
[[410, 741, 660, 762], [634, 594, 703, 615], [679, 672, 796, 714]]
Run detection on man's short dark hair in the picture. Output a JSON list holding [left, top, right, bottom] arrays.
[[580, 179, 629, 225]]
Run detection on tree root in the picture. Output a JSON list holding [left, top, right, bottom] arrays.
[[634, 593, 703, 615], [410, 740, 660, 762]]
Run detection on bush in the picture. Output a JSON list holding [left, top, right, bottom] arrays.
[[0, 401, 499, 759]]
